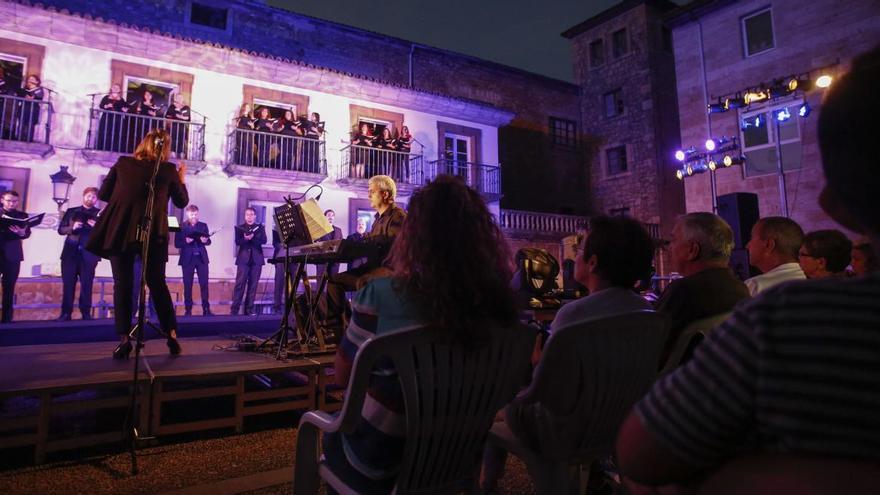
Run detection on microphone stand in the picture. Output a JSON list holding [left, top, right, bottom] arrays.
[[124, 137, 166, 475]]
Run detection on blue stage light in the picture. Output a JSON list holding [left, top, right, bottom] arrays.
[[775, 108, 792, 122], [675, 150, 686, 161], [799, 103, 812, 118]]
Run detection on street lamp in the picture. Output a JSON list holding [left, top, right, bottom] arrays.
[[49, 165, 76, 211]]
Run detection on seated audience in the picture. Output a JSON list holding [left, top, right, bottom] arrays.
[[325, 174, 520, 492], [744, 216, 806, 295], [851, 237, 879, 275], [616, 45, 880, 492], [655, 212, 749, 365], [481, 215, 655, 491], [799, 229, 853, 279]]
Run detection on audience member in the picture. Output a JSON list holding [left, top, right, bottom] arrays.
[[743, 216, 806, 295], [616, 44, 880, 491], [654, 212, 749, 365], [851, 237, 879, 275], [799, 229, 852, 279], [481, 216, 655, 491], [324, 174, 520, 492]]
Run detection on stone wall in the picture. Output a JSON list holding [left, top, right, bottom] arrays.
[[671, 0, 880, 233]]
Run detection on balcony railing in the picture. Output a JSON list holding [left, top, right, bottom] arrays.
[[339, 144, 425, 186], [86, 108, 205, 161], [426, 159, 501, 196], [499, 209, 588, 235], [227, 128, 326, 176], [0, 93, 53, 144]]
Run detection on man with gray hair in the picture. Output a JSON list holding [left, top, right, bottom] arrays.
[[744, 216, 806, 294], [655, 212, 750, 365]]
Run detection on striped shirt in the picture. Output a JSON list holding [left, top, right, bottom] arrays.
[[635, 273, 880, 468], [338, 276, 421, 480]]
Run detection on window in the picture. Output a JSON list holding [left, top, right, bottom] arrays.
[[742, 9, 774, 56], [190, 2, 228, 31], [740, 102, 802, 177], [0, 53, 26, 89], [443, 133, 471, 180], [358, 117, 391, 139], [124, 76, 177, 108], [589, 39, 605, 68], [549, 117, 577, 148], [253, 98, 296, 120], [606, 146, 627, 176], [612, 28, 629, 58], [603, 89, 624, 118]]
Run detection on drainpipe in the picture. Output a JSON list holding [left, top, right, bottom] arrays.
[[409, 44, 416, 88], [697, 20, 718, 214]]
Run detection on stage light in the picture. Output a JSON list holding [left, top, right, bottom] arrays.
[[723, 155, 733, 167], [744, 90, 769, 105], [707, 100, 727, 113], [725, 95, 747, 110], [798, 103, 812, 118], [686, 165, 694, 176], [675, 169, 684, 180], [705, 139, 716, 152], [675, 150, 686, 161], [815, 74, 833, 88], [787, 78, 798, 92], [708, 159, 717, 171], [742, 114, 765, 130], [775, 107, 792, 122]]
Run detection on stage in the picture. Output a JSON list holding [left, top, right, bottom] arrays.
[[0, 325, 342, 464]]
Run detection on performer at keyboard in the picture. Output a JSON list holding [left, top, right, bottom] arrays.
[[174, 204, 213, 316], [319, 175, 406, 342], [0, 191, 32, 324], [57, 187, 101, 321], [314, 209, 344, 284], [272, 226, 305, 315], [231, 208, 267, 316], [86, 129, 188, 358]]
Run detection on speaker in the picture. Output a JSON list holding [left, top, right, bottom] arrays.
[[717, 192, 759, 249]]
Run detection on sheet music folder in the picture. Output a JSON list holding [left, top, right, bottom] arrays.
[[274, 198, 332, 245], [0, 213, 44, 229]]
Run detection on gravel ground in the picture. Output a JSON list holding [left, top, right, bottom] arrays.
[[0, 427, 537, 495]]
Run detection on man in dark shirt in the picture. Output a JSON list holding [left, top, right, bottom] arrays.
[[231, 207, 267, 316], [174, 204, 213, 316], [0, 190, 31, 323], [320, 175, 406, 342], [57, 187, 101, 321], [655, 212, 749, 365], [314, 208, 344, 284]]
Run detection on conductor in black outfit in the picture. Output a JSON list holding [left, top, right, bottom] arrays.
[[231, 207, 267, 316], [86, 128, 188, 359], [57, 187, 101, 321], [0, 190, 32, 323], [174, 204, 212, 316]]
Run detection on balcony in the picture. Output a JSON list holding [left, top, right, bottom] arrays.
[[0, 94, 53, 157], [83, 108, 206, 169], [500, 209, 588, 241], [338, 144, 425, 193], [224, 129, 327, 182], [426, 159, 501, 199]]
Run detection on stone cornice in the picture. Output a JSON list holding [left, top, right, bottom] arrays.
[[0, 0, 516, 127]]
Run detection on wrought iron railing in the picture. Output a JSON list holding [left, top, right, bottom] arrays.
[[0, 93, 53, 144], [227, 128, 326, 175], [86, 108, 205, 161], [426, 159, 501, 195], [339, 144, 425, 186]]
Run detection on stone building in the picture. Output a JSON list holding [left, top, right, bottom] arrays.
[[563, 0, 685, 251], [667, 0, 880, 232]]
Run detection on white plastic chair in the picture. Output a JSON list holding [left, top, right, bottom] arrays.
[[293, 322, 535, 495], [486, 310, 670, 495], [659, 311, 731, 375]]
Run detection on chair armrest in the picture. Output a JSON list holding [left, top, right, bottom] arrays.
[[298, 410, 341, 434]]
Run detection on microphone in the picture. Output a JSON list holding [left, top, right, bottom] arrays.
[[154, 136, 165, 148]]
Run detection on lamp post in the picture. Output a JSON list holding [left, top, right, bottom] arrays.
[[49, 165, 76, 212]]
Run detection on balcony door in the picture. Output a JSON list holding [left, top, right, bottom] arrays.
[[443, 133, 471, 182]]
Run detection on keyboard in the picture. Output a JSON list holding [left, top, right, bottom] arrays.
[[270, 239, 376, 264]]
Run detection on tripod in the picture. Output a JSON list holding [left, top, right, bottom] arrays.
[[123, 136, 166, 475]]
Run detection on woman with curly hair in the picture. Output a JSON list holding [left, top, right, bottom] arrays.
[[324, 174, 520, 493]]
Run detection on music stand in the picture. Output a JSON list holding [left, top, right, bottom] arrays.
[[257, 200, 311, 359]]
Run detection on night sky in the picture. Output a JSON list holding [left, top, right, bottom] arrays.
[[268, 0, 629, 82]]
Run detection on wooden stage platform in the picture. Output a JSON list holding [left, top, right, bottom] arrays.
[[0, 336, 341, 463]]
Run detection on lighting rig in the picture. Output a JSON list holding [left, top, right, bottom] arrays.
[[674, 136, 744, 181]]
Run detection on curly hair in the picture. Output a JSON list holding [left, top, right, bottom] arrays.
[[388, 175, 518, 342]]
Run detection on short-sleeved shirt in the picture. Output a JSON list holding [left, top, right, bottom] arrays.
[[744, 262, 806, 296], [549, 287, 653, 334], [338, 276, 421, 480], [635, 272, 880, 468]]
